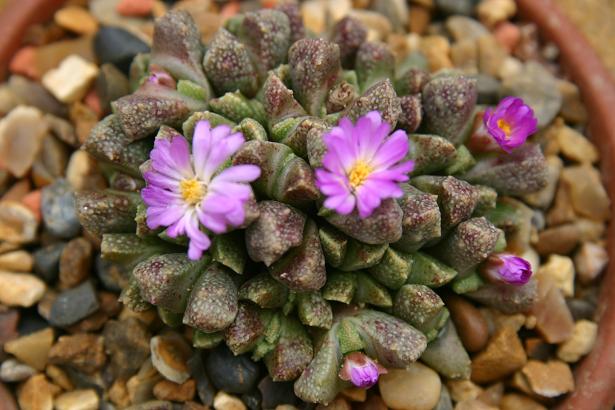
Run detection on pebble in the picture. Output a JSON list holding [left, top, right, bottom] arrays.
[[0, 201, 38, 244], [17, 374, 54, 410], [450, 39, 478, 74], [32, 134, 69, 187], [470, 325, 527, 384], [521, 360, 574, 398], [0, 272, 46, 308], [501, 61, 562, 128], [153, 379, 196, 402], [33, 242, 66, 283], [257, 377, 298, 408], [0, 250, 33, 272], [561, 165, 610, 221], [126, 359, 163, 404], [103, 318, 151, 379], [108, 379, 131, 408], [205, 345, 261, 394], [371, 0, 409, 32], [408, 5, 431, 35], [340, 387, 366, 402], [45, 114, 78, 148], [69, 102, 99, 145], [420, 35, 453, 71], [0, 358, 36, 382], [347, 10, 393, 41], [93, 27, 150, 73], [49, 281, 100, 327], [54, 389, 100, 410], [531, 275, 575, 343], [48, 333, 107, 373], [435, 0, 474, 16], [117, 0, 155, 17], [54, 7, 99, 35], [213, 391, 247, 410], [58, 237, 93, 289], [447, 380, 482, 403], [315, 397, 350, 410], [556, 320, 598, 363], [151, 333, 192, 384], [574, 242, 608, 284], [476, 0, 516, 27], [446, 294, 489, 352], [378, 363, 441, 410], [31, 36, 96, 79], [95, 256, 130, 292], [42, 55, 99, 104], [557, 79, 587, 124], [41, 179, 81, 239], [7, 76, 67, 118], [535, 219, 605, 256], [454, 400, 496, 410], [0, 106, 48, 178], [536, 255, 575, 297], [477, 35, 507, 77], [66, 151, 106, 191], [445, 16, 489, 41], [46, 364, 74, 390], [493, 22, 520, 52], [500, 394, 546, 410], [552, 121, 598, 163]]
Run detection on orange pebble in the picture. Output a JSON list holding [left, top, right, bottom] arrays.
[[22, 190, 42, 222], [116, 0, 155, 17], [84, 88, 103, 119], [493, 22, 521, 53], [9, 47, 39, 79], [221, 1, 241, 19]]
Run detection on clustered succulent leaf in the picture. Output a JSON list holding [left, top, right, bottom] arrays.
[[77, 6, 549, 404]]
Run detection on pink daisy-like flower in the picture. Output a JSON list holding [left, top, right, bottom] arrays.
[[483, 96, 538, 153], [481, 253, 533, 285], [315, 111, 415, 219], [141, 121, 261, 260], [339, 351, 387, 389]]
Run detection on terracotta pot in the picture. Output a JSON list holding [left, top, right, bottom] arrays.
[[0, 0, 614, 408], [516, 2, 615, 409]]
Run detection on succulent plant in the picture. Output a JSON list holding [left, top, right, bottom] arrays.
[[77, 6, 549, 404]]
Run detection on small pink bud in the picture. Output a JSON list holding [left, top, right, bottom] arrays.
[[338, 352, 387, 389], [481, 253, 533, 285]]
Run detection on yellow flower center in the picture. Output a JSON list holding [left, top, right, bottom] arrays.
[[497, 119, 512, 138], [348, 161, 373, 188], [180, 178, 206, 205]]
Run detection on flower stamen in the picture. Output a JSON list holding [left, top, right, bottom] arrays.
[[180, 178, 206, 205], [497, 118, 512, 137], [348, 161, 373, 189]]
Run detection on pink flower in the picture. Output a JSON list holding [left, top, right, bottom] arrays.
[[483, 96, 537, 153], [141, 121, 260, 260], [481, 253, 533, 285], [338, 352, 387, 389], [315, 111, 415, 219]]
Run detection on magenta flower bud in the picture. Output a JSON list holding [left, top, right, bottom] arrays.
[[338, 351, 387, 389], [481, 253, 533, 285], [483, 96, 538, 153], [147, 65, 177, 89], [315, 111, 415, 219]]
